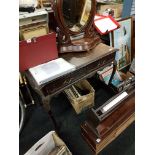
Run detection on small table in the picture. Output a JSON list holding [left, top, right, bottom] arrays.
[[25, 43, 117, 128]]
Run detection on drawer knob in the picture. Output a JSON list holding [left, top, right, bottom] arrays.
[[64, 78, 72, 85]]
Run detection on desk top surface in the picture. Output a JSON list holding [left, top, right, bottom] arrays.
[[60, 43, 116, 69]]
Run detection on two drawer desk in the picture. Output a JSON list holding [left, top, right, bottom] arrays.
[[25, 43, 117, 128]]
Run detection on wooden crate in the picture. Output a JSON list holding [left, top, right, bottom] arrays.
[[64, 80, 95, 114]]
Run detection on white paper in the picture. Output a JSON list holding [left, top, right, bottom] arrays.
[[103, 92, 128, 112], [94, 15, 102, 20], [29, 58, 76, 85], [94, 18, 117, 33]]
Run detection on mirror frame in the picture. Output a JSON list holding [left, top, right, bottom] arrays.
[[60, 0, 95, 34], [53, 0, 101, 53]]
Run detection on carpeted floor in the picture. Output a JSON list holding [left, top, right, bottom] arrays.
[[19, 77, 135, 155]]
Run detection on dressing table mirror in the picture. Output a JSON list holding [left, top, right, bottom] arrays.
[[53, 0, 101, 53]]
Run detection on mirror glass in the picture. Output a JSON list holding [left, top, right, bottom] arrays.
[[62, 0, 92, 32]]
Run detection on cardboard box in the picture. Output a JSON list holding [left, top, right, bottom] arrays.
[[20, 22, 49, 40], [24, 131, 72, 155], [97, 3, 123, 18]]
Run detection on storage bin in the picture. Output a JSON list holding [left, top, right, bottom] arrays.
[[109, 71, 135, 92], [24, 131, 72, 155], [64, 80, 95, 114], [19, 22, 49, 40]]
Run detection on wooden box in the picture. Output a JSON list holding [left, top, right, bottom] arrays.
[[86, 87, 135, 137], [81, 90, 135, 154], [64, 80, 95, 114], [109, 71, 135, 92]]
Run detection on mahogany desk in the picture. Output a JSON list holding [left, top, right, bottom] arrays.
[[25, 43, 117, 128]]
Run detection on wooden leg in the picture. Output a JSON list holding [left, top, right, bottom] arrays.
[[42, 96, 58, 130]]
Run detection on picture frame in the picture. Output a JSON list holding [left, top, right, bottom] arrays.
[[110, 17, 133, 70]]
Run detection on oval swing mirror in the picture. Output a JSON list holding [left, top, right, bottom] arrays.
[[62, 0, 92, 32], [53, 0, 101, 53]]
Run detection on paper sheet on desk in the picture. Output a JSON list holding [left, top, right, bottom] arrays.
[[29, 58, 76, 85]]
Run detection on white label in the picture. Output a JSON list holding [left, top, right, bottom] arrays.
[[103, 92, 128, 112], [96, 138, 101, 143]]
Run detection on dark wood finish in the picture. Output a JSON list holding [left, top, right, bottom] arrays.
[[53, 0, 101, 53], [26, 43, 116, 95], [86, 87, 135, 137], [81, 90, 135, 154], [25, 43, 117, 111]]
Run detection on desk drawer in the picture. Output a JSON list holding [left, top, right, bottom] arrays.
[[85, 53, 115, 74], [42, 68, 87, 96], [42, 52, 115, 96]]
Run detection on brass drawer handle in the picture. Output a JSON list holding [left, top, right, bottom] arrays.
[[63, 78, 72, 85]]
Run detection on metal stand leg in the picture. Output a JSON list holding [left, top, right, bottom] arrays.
[[109, 60, 117, 85]]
